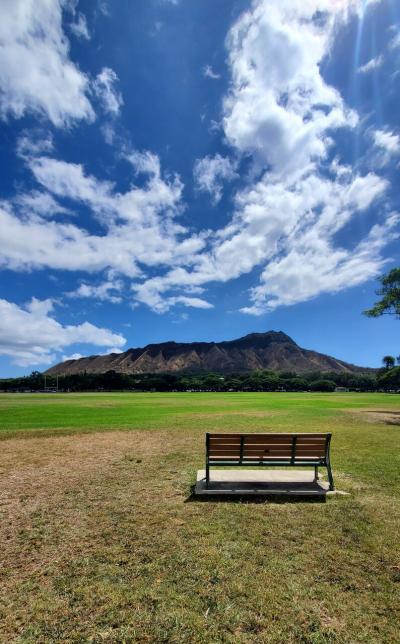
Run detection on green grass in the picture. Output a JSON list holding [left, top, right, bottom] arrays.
[[0, 392, 399, 642]]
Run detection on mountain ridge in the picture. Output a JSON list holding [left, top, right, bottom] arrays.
[[45, 331, 371, 376]]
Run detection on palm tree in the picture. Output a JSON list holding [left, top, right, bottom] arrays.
[[382, 355, 395, 369]]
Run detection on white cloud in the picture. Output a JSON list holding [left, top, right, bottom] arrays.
[[15, 191, 71, 217], [389, 32, 400, 51], [101, 123, 116, 145], [62, 352, 84, 362], [125, 150, 161, 177], [1, 0, 395, 321], [193, 154, 237, 203], [129, 1, 394, 315], [241, 212, 399, 314], [222, 0, 357, 179], [370, 128, 400, 168], [68, 280, 124, 304], [93, 67, 123, 116], [98, 1, 110, 16], [203, 65, 221, 80], [101, 347, 124, 355], [134, 166, 390, 313], [70, 12, 90, 40], [132, 284, 213, 313], [16, 131, 54, 158], [0, 0, 94, 126], [373, 129, 400, 155], [358, 55, 383, 74], [0, 153, 205, 278], [0, 297, 126, 366]]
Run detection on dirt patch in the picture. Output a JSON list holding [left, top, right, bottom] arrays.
[[344, 408, 400, 426]]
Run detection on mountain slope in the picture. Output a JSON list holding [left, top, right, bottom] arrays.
[[45, 331, 369, 375]]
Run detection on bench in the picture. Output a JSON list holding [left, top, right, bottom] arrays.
[[205, 432, 334, 490]]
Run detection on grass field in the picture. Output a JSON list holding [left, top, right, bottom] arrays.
[[0, 392, 399, 642]]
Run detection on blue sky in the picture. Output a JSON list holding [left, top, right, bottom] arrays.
[[0, 0, 399, 377]]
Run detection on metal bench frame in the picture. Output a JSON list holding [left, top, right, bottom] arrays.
[[205, 432, 334, 491]]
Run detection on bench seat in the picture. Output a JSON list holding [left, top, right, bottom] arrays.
[[205, 432, 334, 490]]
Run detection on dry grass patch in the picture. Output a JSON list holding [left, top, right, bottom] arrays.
[[0, 427, 399, 642], [344, 408, 400, 426]]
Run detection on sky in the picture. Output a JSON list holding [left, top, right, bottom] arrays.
[[0, 0, 399, 377]]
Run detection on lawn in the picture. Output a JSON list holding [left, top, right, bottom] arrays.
[[0, 392, 399, 642]]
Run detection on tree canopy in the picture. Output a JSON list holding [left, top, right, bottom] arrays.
[[364, 268, 400, 318], [382, 355, 395, 369]]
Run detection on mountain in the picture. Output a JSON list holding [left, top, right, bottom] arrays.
[[45, 331, 369, 375]]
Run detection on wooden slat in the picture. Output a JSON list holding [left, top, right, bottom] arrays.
[[209, 448, 325, 457], [210, 441, 304, 448], [242, 437, 293, 444], [207, 433, 329, 463], [208, 433, 249, 438], [209, 454, 323, 465], [210, 448, 325, 454], [209, 449, 240, 457], [209, 433, 328, 438]]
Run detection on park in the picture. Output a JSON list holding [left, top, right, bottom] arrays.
[[0, 391, 399, 641], [1, 0, 400, 641]]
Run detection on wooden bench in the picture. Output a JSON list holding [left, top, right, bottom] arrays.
[[205, 432, 334, 490]]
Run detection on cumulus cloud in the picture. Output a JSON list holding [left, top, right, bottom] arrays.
[[93, 67, 123, 116], [222, 0, 357, 179], [0, 297, 126, 366], [193, 154, 237, 203], [0, 0, 94, 126], [0, 152, 205, 278], [0, 0, 395, 320], [358, 55, 383, 74], [131, 0, 394, 314], [241, 212, 399, 315], [134, 167, 390, 312]]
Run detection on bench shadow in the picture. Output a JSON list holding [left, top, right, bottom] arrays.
[[185, 484, 327, 504]]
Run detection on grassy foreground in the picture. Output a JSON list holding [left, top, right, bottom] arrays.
[[0, 392, 399, 642]]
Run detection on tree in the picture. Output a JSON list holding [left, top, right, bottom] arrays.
[[382, 355, 395, 370], [364, 268, 400, 318], [397, 355, 400, 366], [377, 367, 400, 391], [309, 379, 336, 392]]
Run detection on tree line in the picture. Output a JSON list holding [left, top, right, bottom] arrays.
[[1, 366, 399, 392]]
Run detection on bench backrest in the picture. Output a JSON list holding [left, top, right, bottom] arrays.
[[206, 433, 331, 463]]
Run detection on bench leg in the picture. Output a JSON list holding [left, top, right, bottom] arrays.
[[327, 463, 335, 491], [206, 462, 210, 489], [314, 465, 318, 482]]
